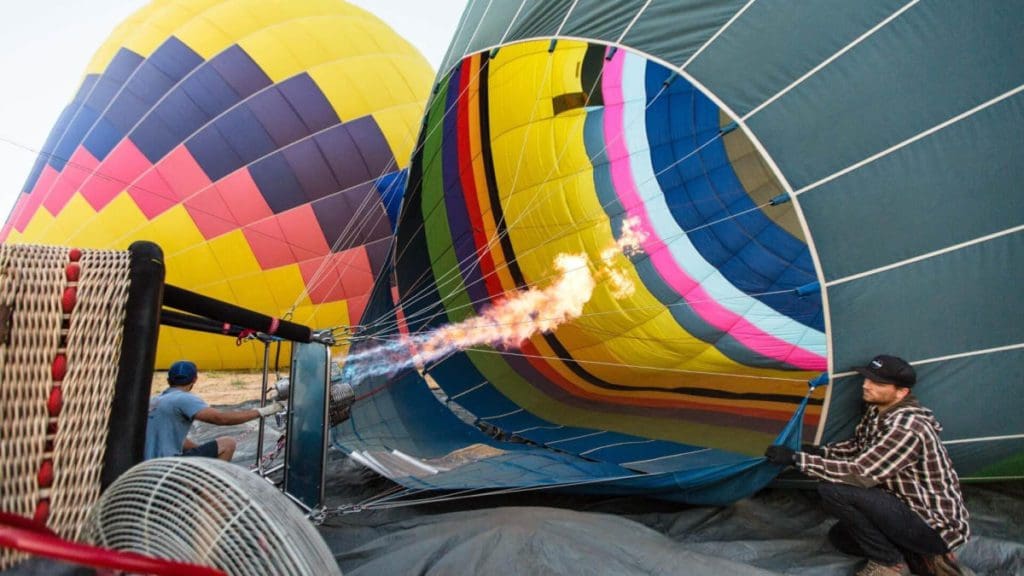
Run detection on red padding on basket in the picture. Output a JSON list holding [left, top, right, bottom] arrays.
[[32, 500, 49, 525], [51, 354, 66, 382], [47, 388, 62, 417], [65, 263, 80, 282], [37, 460, 53, 488], [61, 288, 77, 313], [67, 249, 81, 262]]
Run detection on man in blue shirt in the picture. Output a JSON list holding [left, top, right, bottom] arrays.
[[144, 360, 283, 461]]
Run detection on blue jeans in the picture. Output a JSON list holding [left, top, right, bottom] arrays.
[[818, 482, 948, 565]]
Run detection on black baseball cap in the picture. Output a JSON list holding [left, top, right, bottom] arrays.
[[854, 354, 916, 388]]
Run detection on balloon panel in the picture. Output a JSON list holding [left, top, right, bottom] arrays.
[[395, 40, 826, 454], [2, 0, 434, 369]]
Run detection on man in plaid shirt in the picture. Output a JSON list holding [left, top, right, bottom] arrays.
[[765, 355, 971, 576]]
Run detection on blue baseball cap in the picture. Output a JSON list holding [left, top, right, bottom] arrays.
[[167, 360, 198, 385]]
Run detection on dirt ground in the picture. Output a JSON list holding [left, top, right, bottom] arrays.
[[150, 369, 281, 405]]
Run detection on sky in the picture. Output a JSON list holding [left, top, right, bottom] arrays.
[[0, 0, 466, 223]]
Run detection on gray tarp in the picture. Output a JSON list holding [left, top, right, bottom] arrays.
[[8, 404, 1022, 575]]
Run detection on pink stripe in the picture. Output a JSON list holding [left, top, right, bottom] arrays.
[[600, 51, 823, 370]]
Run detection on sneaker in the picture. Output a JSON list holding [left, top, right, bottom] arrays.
[[855, 560, 911, 576], [909, 552, 975, 576]]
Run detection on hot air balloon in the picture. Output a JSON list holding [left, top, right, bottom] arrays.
[[1, 0, 434, 369], [330, 0, 1024, 504]]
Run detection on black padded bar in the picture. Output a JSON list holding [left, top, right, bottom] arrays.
[[101, 241, 165, 490], [160, 308, 250, 338], [163, 284, 313, 343]]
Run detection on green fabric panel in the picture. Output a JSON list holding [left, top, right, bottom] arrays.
[[438, 0, 522, 76], [621, 0, 747, 68], [420, 77, 474, 323], [799, 93, 1024, 282], [828, 232, 1023, 365], [747, 0, 1024, 190], [971, 448, 1024, 480], [463, 352, 776, 456], [561, 0, 649, 43], [686, 0, 905, 116], [507, 0, 575, 41], [821, 349, 1024, 478]]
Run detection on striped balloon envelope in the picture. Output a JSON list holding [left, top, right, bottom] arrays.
[[332, 1, 1024, 505], [1, 0, 434, 369]]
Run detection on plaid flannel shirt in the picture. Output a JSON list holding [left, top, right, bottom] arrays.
[[796, 395, 969, 549]]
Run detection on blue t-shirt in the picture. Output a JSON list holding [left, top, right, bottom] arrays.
[[143, 387, 209, 459]]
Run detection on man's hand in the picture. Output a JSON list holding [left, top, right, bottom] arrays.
[[764, 445, 797, 466], [801, 443, 826, 457], [257, 401, 284, 417]]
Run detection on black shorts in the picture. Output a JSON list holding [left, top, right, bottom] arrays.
[[181, 439, 219, 458]]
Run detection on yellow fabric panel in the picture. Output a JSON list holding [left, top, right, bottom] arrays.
[[226, 277, 280, 314], [14, 209, 55, 245], [205, 230, 263, 280], [173, 0, 357, 59], [259, 264, 312, 312], [121, 205, 207, 257], [84, 2, 162, 74], [486, 41, 807, 403], [64, 192, 147, 249], [165, 242, 226, 288], [370, 103, 428, 170], [156, 325, 267, 370], [238, 13, 383, 83], [289, 299, 349, 331]]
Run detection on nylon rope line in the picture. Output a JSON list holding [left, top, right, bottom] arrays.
[[368, 49, 679, 334], [792, 81, 1024, 195], [382, 9, 676, 330], [27, 10, 401, 245], [742, 0, 920, 122], [678, 0, 758, 71], [826, 225, 1024, 288]]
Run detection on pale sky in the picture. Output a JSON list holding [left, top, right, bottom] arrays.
[[0, 0, 466, 222]]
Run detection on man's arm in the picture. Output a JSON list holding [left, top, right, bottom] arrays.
[[796, 414, 921, 487], [193, 402, 283, 426], [819, 437, 861, 459]]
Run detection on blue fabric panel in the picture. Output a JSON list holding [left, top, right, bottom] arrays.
[[186, 126, 244, 183], [546, 430, 646, 455], [346, 115, 395, 176], [281, 138, 339, 203], [314, 124, 370, 192], [208, 45, 271, 100], [180, 64, 240, 118], [278, 74, 339, 132], [135, 90, 208, 162], [644, 64, 821, 328], [104, 90, 153, 138], [517, 425, 595, 444], [249, 152, 306, 213], [81, 118, 124, 161], [50, 105, 100, 172], [588, 110, 798, 369], [311, 181, 392, 252], [247, 87, 310, 147], [375, 170, 406, 232], [22, 80, 91, 190], [146, 36, 203, 85], [579, 439, 702, 466], [214, 105, 277, 174], [396, 451, 632, 491]]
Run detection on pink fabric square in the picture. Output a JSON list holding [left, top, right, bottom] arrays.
[[217, 169, 272, 226], [185, 187, 238, 239], [131, 169, 179, 219], [299, 247, 372, 304], [277, 205, 330, 261], [12, 190, 43, 232], [156, 145, 212, 202], [35, 165, 65, 215], [80, 139, 152, 211], [45, 148, 99, 217], [243, 217, 295, 269]]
